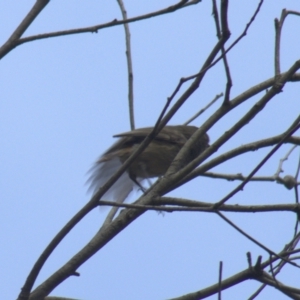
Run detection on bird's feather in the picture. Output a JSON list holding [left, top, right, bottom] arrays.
[[87, 156, 142, 203]]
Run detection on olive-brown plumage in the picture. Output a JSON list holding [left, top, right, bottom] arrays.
[[88, 125, 209, 203]]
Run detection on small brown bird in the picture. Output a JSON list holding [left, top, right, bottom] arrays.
[[88, 125, 209, 203]]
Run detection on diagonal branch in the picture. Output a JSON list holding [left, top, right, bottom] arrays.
[[167, 73, 300, 193], [214, 115, 300, 208], [0, 0, 50, 59], [161, 62, 300, 200]]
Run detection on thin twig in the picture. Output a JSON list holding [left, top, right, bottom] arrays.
[[176, 134, 300, 191], [293, 149, 300, 235], [248, 232, 300, 299], [183, 93, 223, 125], [269, 255, 279, 289], [212, 0, 232, 105], [274, 145, 297, 178], [294, 148, 300, 205], [218, 261, 223, 300], [247, 252, 252, 268], [202, 171, 300, 186], [162, 37, 230, 133], [294, 195, 300, 236], [159, 197, 300, 214], [101, 0, 136, 225], [274, 9, 300, 76], [295, 149, 300, 179], [171, 0, 264, 89], [216, 0, 264, 76], [116, 0, 135, 130], [162, 1, 230, 178], [213, 115, 300, 208], [168, 253, 300, 300], [274, 11, 283, 76], [103, 206, 120, 226], [248, 283, 266, 300], [216, 211, 299, 268]]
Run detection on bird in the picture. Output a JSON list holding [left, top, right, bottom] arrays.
[[87, 125, 209, 203]]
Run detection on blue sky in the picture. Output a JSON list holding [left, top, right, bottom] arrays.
[[1, 1, 300, 299]]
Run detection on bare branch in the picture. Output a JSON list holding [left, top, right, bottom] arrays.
[[176, 0, 264, 87], [274, 145, 298, 178], [212, 0, 232, 105], [9, 3, 300, 300], [168, 268, 253, 300], [162, 63, 300, 199], [168, 252, 300, 300], [159, 197, 300, 214], [274, 9, 300, 76], [257, 271, 300, 299], [21, 95, 180, 300], [216, 211, 299, 268], [218, 261, 223, 300], [13, 1, 201, 49], [17, 198, 96, 300], [249, 232, 300, 299], [183, 93, 223, 125], [116, 0, 135, 130], [160, 2, 230, 181], [184, 135, 300, 186], [214, 115, 300, 208], [0, 0, 50, 59], [202, 171, 300, 187]]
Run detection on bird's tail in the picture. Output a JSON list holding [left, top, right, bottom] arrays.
[[87, 157, 139, 203]]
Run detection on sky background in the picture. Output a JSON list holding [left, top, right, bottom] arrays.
[[1, 0, 300, 299]]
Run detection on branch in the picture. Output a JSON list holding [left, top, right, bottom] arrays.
[[201, 171, 300, 188], [28, 10, 231, 296], [162, 63, 300, 197], [174, 0, 264, 88], [162, 0, 230, 178], [274, 9, 300, 76], [249, 232, 300, 298], [169, 252, 300, 300], [0, 0, 50, 59], [183, 93, 223, 125], [14, 1, 201, 48], [257, 271, 300, 299], [17, 199, 96, 300], [20, 97, 179, 300], [216, 211, 299, 268], [212, 0, 232, 104], [214, 115, 300, 208], [169, 268, 253, 300], [274, 144, 298, 177], [116, 0, 135, 130], [173, 134, 300, 193], [159, 197, 300, 213]]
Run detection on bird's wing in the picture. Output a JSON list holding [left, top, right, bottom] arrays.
[[87, 156, 141, 202], [113, 126, 191, 145]]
